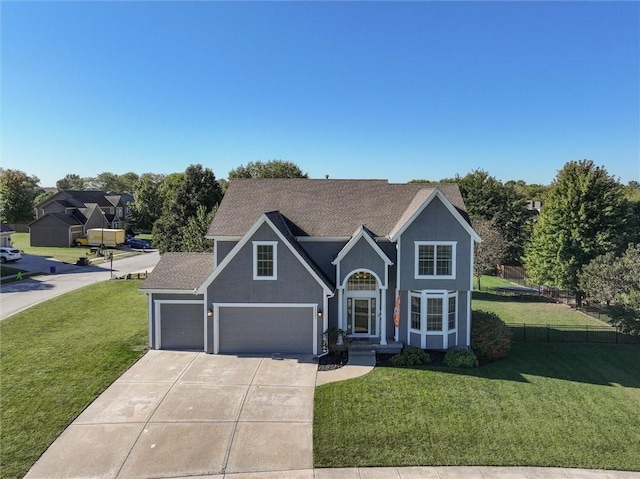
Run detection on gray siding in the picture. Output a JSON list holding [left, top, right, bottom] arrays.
[[218, 306, 314, 354], [208, 223, 324, 305], [399, 196, 472, 292], [216, 241, 237, 264], [299, 241, 344, 283], [338, 236, 387, 287]]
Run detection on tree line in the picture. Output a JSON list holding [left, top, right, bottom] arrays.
[[1, 159, 639, 332]]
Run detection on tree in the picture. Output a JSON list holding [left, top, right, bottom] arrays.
[[579, 243, 640, 335], [56, 174, 85, 190], [473, 220, 508, 290], [0, 169, 40, 223], [228, 160, 308, 179], [525, 160, 633, 303], [85, 171, 139, 193], [455, 170, 530, 265], [153, 164, 223, 253], [182, 205, 216, 252], [129, 173, 166, 232]]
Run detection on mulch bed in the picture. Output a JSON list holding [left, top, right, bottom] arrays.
[[319, 350, 494, 370], [318, 351, 349, 371]]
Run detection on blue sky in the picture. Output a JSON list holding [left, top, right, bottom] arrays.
[[2, 1, 639, 187]]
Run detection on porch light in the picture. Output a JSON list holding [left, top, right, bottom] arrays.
[[317, 310, 323, 318], [207, 308, 213, 318]]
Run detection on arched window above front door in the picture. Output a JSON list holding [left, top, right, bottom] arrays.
[[347, 271, 377, 291]]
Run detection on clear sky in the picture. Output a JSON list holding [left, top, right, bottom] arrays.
[[2, 1, 639, 187]]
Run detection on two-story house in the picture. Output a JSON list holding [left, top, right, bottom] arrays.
[[141, 179, 481, 355], [29, 190, 132, 247]]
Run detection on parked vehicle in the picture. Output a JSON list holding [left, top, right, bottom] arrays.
[[75, 228, 126, 248], [0, 247, 22, 263], [126, 237, 152, 250]]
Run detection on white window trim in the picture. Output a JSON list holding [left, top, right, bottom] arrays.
[[406, 290, 458, 349], [253, 241, 277, 280], [414, 241, 457, 279]]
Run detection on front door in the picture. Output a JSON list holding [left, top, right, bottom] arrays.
[[348, 297, 376, 336]]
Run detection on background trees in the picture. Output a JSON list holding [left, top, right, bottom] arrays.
[[579, 244, 640, 335], [56, 174, 85, 190], [525, 160, 633, 302], [473, 220, 508, 290], [129, 173, 166, 232], [0, 169, 40, 223], [454, 170, 530, 265], [228, 160, 308, 179], [152, 164, 223, 253]]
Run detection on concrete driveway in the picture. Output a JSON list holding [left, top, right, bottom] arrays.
[[25, 351, 318, 479]]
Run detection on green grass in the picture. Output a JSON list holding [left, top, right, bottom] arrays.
[[473, 290, 607, 326], [314, 342, 640, 470], [10, 232, 124, 265], [0, 280, 148, 479]]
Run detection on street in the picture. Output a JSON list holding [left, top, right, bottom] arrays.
[[0, 251, 160, 320]]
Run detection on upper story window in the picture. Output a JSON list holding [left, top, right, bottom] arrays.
[[415, 241, 456, 279], [116, 207, 123, 218], [253, 241, 277, 280]]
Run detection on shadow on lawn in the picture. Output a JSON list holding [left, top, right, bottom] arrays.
[[433, 342, 640, 388], [378, 343, 640, 388], [472, 290, 556, 304]]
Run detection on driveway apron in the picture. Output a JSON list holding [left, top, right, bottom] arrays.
[[25, 350, 318, 479]]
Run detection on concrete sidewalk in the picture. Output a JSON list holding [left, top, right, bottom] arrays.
[[164, 466, 640, 478]]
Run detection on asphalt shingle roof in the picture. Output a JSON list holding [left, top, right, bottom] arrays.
[[141, 253, 215, 291], [208, 179, 469, 238]]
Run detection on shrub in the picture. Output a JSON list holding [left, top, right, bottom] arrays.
[[471, 309, 512, 359], [390, 347, 431, 367], [444, 348, 479, 368]]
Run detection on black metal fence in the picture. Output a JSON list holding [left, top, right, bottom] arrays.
[[507, 323, 639, 344]]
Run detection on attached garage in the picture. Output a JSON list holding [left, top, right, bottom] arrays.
[[156, 301, 205, 351], [216, 304, 316, 354]]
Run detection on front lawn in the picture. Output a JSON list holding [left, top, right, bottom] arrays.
[[0, 280, 148, 479], [314, 342, 640, 470]]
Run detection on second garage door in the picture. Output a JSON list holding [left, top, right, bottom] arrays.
[[218, 306, 314, 354]]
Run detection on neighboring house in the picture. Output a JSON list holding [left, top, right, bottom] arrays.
[[0, 222, 15, 247], [141, 179, 481, 355], [29, 190, 131, 247]]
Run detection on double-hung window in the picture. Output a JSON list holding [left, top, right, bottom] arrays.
[[408, 291, 458, 334], [415, 241, 456, 279], [253, 241, 277, 280]]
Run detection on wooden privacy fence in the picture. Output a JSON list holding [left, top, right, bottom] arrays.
[[506, 323, 640, 345]]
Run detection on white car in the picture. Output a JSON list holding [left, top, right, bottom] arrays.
[[0, 247, 22, 263]]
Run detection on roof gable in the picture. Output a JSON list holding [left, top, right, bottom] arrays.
[[198, 213, 334, 295], [332, 225, 393, 267], [389, 189, 481, 243]]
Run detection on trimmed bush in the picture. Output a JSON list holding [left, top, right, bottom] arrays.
[[390, 347, 431, 367], [444, 348, 479, 368], [471, 309, 512, 359]]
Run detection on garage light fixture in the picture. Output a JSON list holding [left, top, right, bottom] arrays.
[[207, 308, 213, 318], [317, 310, 323, 319]]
